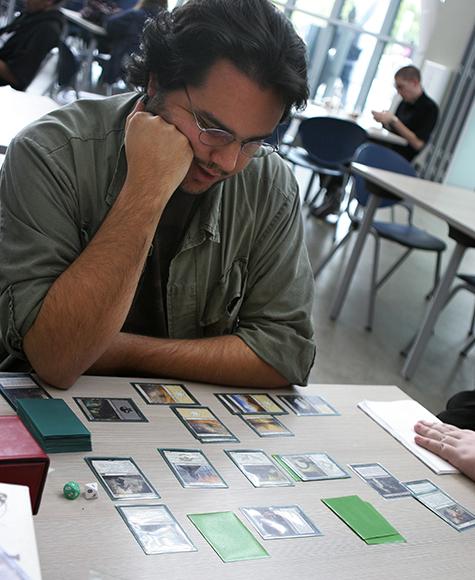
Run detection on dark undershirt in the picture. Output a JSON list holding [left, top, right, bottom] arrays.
[[121, 190, 201, 338]]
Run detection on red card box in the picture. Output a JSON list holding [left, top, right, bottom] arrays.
[[0, 415, 49, 514]]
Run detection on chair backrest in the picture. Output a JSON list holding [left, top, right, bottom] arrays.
[[353, 143, 417, 208], [298, 116, 368, 167]]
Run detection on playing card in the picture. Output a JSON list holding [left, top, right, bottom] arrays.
[[74, 397, 147, 422], [0, 373, 51, 410], [225, 449, 294, 487], [277, 394, 339, 416], [215, 393, 287, 415], [117, 504, 196, 555], [240, 505, 322, 539], [131, 382, 199, 405], [404, 479, 475, 531], [159, 448, 227, 488], [85, 457, 160, 500], [276, 452, 349, 481], [172, 406, 238, 443], [240, 414, 293, 437], [349, 463, 411, 498]]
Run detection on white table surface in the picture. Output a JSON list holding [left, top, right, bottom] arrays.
[[297, 102, 408, 147], [4, 376, 474, 580], [0, 87, 58, 153]]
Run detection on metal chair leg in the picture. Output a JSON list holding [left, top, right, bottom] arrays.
[[313, 229, 353, 279], [460, 334, 475, 357], [303, 172, 317, 204], [366, 231, 380, 332], [426, 251, 442, 301]]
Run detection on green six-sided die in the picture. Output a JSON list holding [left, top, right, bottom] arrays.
[[63, 481, 81, 500]]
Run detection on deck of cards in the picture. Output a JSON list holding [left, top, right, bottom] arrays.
[[74, 397, 147, 422], [216, 393, 287, 415], [159, 449, 227, 488], [225, 449, 294, 487], [240, 505, 322, 540], [274, 453, 350, 481], [131, 382, 199, 405], [171, 406, 239, 443], [277, 394, 339, 416], [349, 463, 410, 499]]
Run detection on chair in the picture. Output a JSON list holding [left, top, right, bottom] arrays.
[[314, 143, 447, 331], [284, 116, 367, 206]]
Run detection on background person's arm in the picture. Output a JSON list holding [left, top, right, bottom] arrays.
[[0, 59, 17, 85], [372, 110, 425, 150], [23, 103, 193, 388]]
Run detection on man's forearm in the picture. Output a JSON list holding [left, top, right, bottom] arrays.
[[87, 332, 289, 388], [390, 116, 424, 151]]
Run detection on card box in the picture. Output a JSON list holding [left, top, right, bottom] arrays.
[[0, 415, 49, 515]]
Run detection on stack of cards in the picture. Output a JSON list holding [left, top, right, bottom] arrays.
[[240, 505, 322, 540], [188, 511, 269, 563], [171, 406, 238, 443], [240, 414, 293, 438], [273, 453, 350, 481], [74, 397, 147, 423], [159, 449, 227, 488], [404, 479, 475, 532], [0, 373, 51, 410], [86, 457, 159, 500], [278, 394, 339, 416], [322, 495, 405, 544], [349, 463, 410, 499], [216, 393, 287, 415], [117, 504, 196, 555], [225, 450, 294, 487], [132, 382, 199, 406], [16, 399, 91, 453]]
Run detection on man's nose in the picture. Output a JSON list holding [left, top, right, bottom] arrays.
[[209, 141, 242, 174]]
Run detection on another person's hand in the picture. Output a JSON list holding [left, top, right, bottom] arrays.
[[414, 420, 475, 482], [124, 98, 193, 206], [371, 110, 396, 125]]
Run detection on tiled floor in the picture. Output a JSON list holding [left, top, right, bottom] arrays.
[[28, 65, 475, 413]]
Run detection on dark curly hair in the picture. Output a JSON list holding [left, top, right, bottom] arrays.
[[127, 0, 308, 119]]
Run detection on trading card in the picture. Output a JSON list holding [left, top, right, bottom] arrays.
[[131, 382, 199, 406], [116, 504, 196, 555], [240, 505, 322, 540], [278, 394, 339, 416], [278, 453, 349, 481], [225, 449, 294, 487], [159, 448, 228, 488], [74, 397, 147, 422], [216, 393, 287, 415], [349, 463, 410, 498], [404, 479, 475, 531], [85, 457, 160, 500], [0, 373, 51, 410], [172, 406, 238, 442], [240, 414, 294, 437]]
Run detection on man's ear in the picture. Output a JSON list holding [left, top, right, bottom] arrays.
[[147, 74, 157, 98]]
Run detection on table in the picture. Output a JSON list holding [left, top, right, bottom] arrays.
[[297, 101, 408, 147], [330, 163, 475, 378], [60, 8, 106, 91], [0, 87, 58, 154], [4, 376, 474, 580]]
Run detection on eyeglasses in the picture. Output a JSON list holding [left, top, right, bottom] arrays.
[[184, 86, 279, 159]]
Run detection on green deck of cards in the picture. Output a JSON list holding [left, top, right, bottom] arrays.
[[188, 511, 269, 562], [322, 495, 405, 544]]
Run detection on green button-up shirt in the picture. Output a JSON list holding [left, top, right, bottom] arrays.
[[0, 93, 315, 384]]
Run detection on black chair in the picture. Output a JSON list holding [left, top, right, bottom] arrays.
[[285, 116, 367, 207], [313, 143, 447, 331]]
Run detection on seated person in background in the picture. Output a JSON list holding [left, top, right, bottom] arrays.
[[372, 65, 439, 162], [102, 0, 167, 86], [0, 0, 64, 91], [414, 420, 475, 482], [0, 0, 316, 390]]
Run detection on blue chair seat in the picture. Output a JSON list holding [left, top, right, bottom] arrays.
[[458, 274, 475, 286], [286, 147, 344, 176], [372, 222, 447, 252]]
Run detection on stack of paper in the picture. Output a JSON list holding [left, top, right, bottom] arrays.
[[17, 399, 91, 453], [357, 400, 458, 475]]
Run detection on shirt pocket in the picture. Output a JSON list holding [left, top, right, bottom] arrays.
[[200, 258, 248, 336]]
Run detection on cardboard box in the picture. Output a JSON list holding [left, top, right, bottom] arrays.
[[0, 415, 49, 515]]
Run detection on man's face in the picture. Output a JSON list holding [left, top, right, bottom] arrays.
[[394, 77, 419, 103], [148, 60, 285, 195]]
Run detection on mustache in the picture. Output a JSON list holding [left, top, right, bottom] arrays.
[[194, 157, 228, 178]]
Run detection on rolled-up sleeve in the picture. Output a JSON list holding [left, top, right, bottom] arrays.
[[0, 135, 80, 359], [235, 169, 316, 386]]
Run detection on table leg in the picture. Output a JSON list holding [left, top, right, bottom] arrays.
[[84, 37, 98, 92], [330, 193, 380, 320], [401, 242, 466, 379]]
